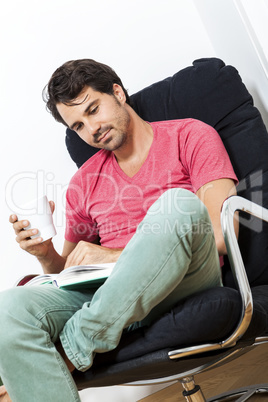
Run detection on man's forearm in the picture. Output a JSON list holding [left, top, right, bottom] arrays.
[[37, 243, 66, 274], [64, 242, 124, 269]]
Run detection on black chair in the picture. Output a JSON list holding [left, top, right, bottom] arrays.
[[65, 58, 268, 401]]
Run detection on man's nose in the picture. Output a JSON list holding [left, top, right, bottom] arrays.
[[84, 120, 101, 136]]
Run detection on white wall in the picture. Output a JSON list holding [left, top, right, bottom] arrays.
[[193, 0, 268, 128], [1, 1, 215, 400]]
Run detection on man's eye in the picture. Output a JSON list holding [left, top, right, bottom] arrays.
[[90, 106, 99, 114], [76, 123, 83, 132]]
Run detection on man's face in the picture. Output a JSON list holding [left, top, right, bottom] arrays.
[[56, 84, 131, 151]]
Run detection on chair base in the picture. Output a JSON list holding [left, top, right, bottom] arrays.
[[180, 377, 268, 402], [180, 377, 206, 402], [206, 383, 268, 401]]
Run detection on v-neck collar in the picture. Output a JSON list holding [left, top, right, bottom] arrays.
[[111, 123, 155, 183]]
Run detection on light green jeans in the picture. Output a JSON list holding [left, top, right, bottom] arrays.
[[0, 189, 222, 401]]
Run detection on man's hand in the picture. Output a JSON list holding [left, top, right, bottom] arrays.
[[64, 241, 123, 269], [9, 200, 55, 259], [0, 385, 11, 401], [10, 201, 66, 274]]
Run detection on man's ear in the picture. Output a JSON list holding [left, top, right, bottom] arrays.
[[113, 83, 126, 104]]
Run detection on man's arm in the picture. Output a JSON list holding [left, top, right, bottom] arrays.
[[10, 207, 122, 273], [196, 178, 238, 256], [38, 239, 78, 273], [64, 240, 123, 269], [9, 201, 77, 274]]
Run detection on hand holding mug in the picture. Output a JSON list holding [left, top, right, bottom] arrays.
[[10, 196, 57, 258]]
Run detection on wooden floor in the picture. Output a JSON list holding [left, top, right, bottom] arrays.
[[140, 343, 268, 401]]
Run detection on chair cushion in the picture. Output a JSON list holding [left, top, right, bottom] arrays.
[[73, 285, 268, 388], [77, 285, 268, 368], [92, 287, 237, 366]]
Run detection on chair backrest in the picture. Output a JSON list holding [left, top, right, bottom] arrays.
[[65, 57, 268, 288]]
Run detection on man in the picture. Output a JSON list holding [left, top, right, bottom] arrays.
[[1, 59, 237, 401]]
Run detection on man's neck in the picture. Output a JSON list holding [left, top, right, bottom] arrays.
[[113, 109, 154, 178]]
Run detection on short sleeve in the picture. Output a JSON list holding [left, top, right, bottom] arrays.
[[179, 119, 238, 192], [65, 174, 99, 244]]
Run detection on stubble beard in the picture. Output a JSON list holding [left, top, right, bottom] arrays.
[[97, 105, 131, 152]]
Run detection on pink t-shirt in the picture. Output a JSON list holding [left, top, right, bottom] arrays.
[[65, 119, 237, 248]]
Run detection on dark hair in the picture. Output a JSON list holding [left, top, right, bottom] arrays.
[[43, 59, 131, 126]]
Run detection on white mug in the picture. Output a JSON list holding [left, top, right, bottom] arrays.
[[17, 195, 56, 242]]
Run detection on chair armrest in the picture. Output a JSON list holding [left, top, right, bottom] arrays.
[[169, 196, 268, 360], [219, 196, 268, 345]]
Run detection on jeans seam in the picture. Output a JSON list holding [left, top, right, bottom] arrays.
[[36, 306, 81, 323], [44, 333, 81, 402]]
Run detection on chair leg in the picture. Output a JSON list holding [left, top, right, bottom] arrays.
[[207, 383, 268, 401], [180, 376, 207, 402]]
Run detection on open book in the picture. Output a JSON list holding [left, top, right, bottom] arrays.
[[15, 263, 115, 290]]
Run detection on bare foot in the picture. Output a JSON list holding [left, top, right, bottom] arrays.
[[0, 386, 11, 401]]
